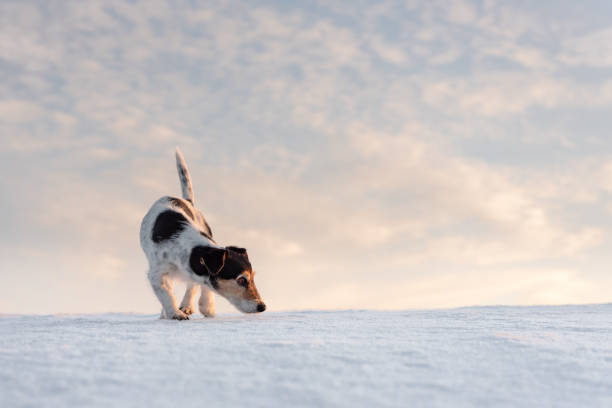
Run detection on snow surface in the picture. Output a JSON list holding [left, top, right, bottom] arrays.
[[1, 305, 611, 407]]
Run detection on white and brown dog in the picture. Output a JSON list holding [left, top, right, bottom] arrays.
[[140, 148, 266, 319]]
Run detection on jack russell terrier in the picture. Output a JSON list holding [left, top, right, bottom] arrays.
[[140, 148, 266, 319]]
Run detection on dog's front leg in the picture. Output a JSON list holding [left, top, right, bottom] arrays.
[[198, 285, 216, 317], [178, 283, 198, 316], [148, 268, 188, 320]]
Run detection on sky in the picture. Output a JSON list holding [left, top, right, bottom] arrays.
[[1, 0, 611, 314]]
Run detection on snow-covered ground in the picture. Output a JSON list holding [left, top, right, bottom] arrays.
[[1, 305, 611, 407]]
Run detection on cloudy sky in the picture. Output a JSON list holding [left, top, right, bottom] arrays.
[[1, 0, 611, 314]]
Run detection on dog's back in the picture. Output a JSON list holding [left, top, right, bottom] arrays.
[[139, 196, 212, 264], [140, 148, 214, 266]]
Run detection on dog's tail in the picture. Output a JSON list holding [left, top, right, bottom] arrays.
[[175, 147, 195, 203]]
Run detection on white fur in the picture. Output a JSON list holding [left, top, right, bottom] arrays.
[[175, 147, 194, 203], [198, 286, 216, 317], [140, 196, 220, 319]]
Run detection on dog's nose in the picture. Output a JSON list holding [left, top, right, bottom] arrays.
[[256, 303, 266, 312]]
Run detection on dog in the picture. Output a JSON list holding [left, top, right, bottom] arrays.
[[139, 148, 266, 319]]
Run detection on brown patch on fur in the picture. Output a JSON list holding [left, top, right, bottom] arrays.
[[215, 272, 262, 303]]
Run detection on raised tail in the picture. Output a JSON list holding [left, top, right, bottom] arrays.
[[175, 147, 194, 203]]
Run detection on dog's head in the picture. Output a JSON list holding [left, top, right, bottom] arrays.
[[189, 245, 266, 313]]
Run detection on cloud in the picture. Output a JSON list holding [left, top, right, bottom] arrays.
[[479, 42, 555, 70], [0, 0, 611, 313], [368, 35, 409, 64], [446, 0, 477, 25], [422, 75, 612, 116], [560, 27, 612, 67], [302, 267, 610, 310]]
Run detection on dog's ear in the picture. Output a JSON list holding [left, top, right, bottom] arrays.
[[190, 246, 227, 276], [227, 246, 248, 259]]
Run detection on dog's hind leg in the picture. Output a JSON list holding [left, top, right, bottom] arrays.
[[198, 285, 216, 317], [148, 266, 188, 320], [179, 283, 198, 316]]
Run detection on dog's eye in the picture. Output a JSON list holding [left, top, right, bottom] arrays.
[[237, 277, 248, 287]]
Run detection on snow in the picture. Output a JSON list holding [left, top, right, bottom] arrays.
[[1, 305, 611, 407]]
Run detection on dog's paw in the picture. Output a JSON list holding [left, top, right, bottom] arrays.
[[171, 310, 190, 320], [179, 306, 195, 316]]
